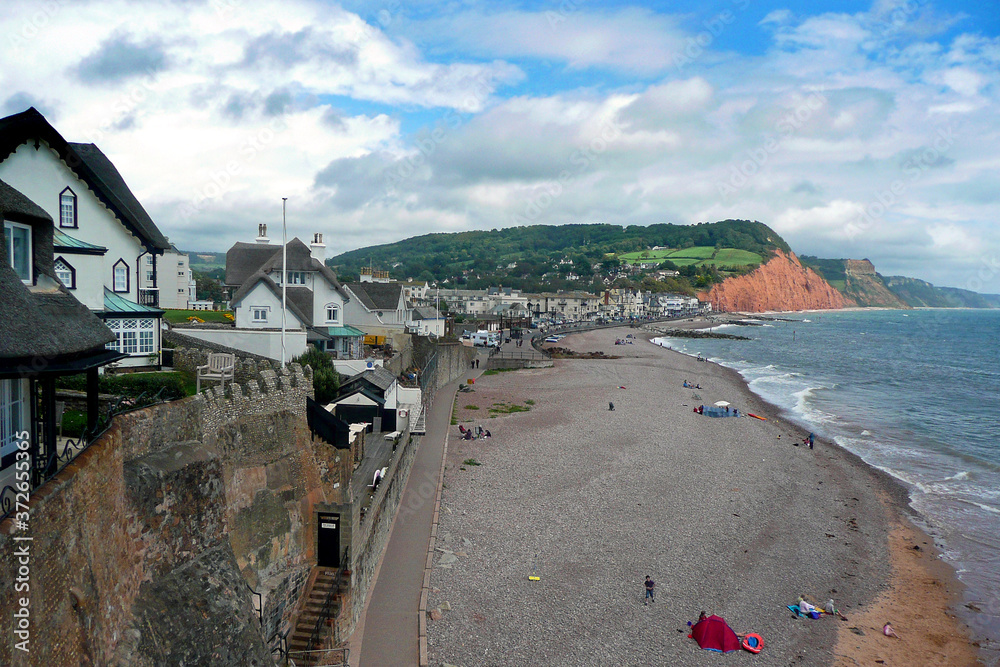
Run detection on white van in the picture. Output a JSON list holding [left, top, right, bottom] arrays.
[[471, 330, 499, 347]]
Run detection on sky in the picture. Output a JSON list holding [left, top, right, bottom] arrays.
[[2, 0, 999, 292]]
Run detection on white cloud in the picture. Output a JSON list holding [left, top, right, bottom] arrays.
[[1, 0, 998, 291]]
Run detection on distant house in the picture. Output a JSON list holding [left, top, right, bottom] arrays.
[[342, 281, 412, 335], [142, 246, 195, 309], [223, 228, 364, 360], [328, 366, 400, 432], [1, 178, 122, 494], [0, 107, 169, 368]]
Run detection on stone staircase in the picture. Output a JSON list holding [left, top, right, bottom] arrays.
[[410, 402, 426, 435], [286, 567, 348, 666]]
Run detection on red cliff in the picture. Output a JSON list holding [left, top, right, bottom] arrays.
[[700, 250, 855, 313]]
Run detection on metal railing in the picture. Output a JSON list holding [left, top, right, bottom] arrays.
[[286, 549, 350, 666], [0, 386, 170, 524], [138, 287, 160, 307]]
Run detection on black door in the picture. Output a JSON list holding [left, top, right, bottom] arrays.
[[317, 512, 341, 568]]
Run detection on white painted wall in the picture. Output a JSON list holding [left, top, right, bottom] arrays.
[[332, 359, 383, 376], [147, 249, 191, 309], [312, 278, 347, 327], [178, 328, 307, 362], [0, 141, 152, 305], [54, 251, 104, 310], [233, 281, 305, 329]]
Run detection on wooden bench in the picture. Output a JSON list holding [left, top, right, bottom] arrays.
[[196, 353, 235, 393]]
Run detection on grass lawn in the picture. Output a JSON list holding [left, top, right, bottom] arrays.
[[666, 246, 716, 260], [162, 309, 234, 324], [705, 248, 762, 266]]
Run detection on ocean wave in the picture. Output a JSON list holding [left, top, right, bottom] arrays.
[[955, 498, 1000, 515], [945, 471, 971, 481]]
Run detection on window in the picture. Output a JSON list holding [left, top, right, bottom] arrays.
[[54, 257, 75, 289], [59, 187, 77, 228], [274, 271, 306, 285], [113, 259, 129, 292], [105, 318, 155, 355], [325, 305, 339, 323], [178, 271, 185, 277], [146, 270, 155, 282], [1, 379, 28, 463], [252, 307, 269, 323], [4, 221, 32, 283], [178, 288, 185, 293]]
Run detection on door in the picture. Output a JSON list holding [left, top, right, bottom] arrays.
[[317, 512, 341, 568]]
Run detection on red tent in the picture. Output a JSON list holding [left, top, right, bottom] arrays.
[[690, 615, 741, 653]]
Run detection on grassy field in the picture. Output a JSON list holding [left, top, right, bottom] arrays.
[[619, 246, 761, 268], [162, 309, 234, 324], [667, 246, 716, 260], [700, 248, 763, 267]]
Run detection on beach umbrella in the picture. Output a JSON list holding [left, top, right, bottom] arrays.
[[714, 400, 730, 407], [690, 615, 741, 653]]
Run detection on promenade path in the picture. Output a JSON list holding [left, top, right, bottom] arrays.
[[354, 350, 484, 667]]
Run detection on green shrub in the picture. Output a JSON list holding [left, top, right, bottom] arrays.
[[292, 347, 341, 404], [57, 371, 191, 401], [464, 405, 479, 410], [61, 409, 87, 438], [462, 458, 481, 466]]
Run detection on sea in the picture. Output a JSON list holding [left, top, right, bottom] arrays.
[[653, 308, 1000, 656]]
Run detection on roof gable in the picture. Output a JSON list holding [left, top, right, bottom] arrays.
[[0, 108, 170, 251], [346, 282, 404, 311]]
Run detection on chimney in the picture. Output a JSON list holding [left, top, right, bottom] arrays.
[[255, 224, 270, 244], [310, 232, 326, 262]]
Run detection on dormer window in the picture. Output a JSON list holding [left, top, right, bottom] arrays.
[[59, 187, 78, 228], [274, 271, 306, 285], [54, 257, 76, 289], [113, 259, 130, 293], [4, 221, 32, 283], [325, 304, 340, 323]]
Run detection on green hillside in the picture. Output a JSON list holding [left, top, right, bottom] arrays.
[[883, 276, 1000, 308], [328, 220, 788, 293]]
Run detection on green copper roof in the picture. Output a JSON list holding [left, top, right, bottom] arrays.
[[325, 325, 365, 337], [103, 287, 163, 314], [53, 228, 108, 253]]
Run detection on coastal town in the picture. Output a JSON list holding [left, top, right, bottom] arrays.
[[3, 1, 1000, 665]]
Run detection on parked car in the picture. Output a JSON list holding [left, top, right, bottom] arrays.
[[544, 336, 560, 343]]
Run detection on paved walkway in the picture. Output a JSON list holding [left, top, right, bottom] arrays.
[[355, 353, 482, 667]]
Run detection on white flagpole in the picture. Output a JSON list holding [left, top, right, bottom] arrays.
[[281, 197, 288, 366]]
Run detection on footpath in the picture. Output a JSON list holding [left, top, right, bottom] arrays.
[[352, 352, 483, 666]]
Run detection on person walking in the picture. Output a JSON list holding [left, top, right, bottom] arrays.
[[644, 576, 655, 605]]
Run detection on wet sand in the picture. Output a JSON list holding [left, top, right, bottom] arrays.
[[426, 326, 979, 666]]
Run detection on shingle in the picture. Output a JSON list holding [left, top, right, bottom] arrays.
[[346, 282, 402, 311]]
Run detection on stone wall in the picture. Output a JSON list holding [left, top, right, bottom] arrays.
[[0, 362, 354, 666]]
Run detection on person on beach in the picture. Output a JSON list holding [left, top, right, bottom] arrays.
[[644, 576, 655, 605], [808, 432, 814, 449], [883, 622, 899, 638]]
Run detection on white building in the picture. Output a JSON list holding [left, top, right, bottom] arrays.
[[0, 107, 170, 368], [222, 229, 364, 360], [142, 247, 194, 309]]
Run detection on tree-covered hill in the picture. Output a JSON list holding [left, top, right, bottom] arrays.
[[327, 220, 790, 293]]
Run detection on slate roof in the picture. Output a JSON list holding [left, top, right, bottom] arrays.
[[331, 384, 386, 406], [341, 366, 397, 394], [412, 306, 444, 320], [0, 108, 170, 251], [345, 282, 403, 311]]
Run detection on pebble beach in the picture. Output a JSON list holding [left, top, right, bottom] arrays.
[[426, 325, 980, 666]]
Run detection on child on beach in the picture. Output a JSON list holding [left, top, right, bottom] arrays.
[[644, 576, 655, 605]]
